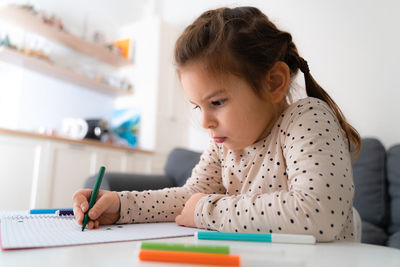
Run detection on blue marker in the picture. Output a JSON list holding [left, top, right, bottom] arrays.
[[196, 231, 316, 244], [30, 209, 73, 214]]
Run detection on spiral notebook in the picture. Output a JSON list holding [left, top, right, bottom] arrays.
[[0, 213, 200, 250]]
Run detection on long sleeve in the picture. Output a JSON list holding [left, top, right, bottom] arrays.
[[193, 98, 355, 242], [116, 141, 226, 224]]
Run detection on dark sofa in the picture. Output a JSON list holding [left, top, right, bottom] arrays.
[[352, 138, 400, 248], [85, 138, 400, 249]]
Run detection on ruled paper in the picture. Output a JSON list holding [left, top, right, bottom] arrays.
[[1, 215, 199, 250]]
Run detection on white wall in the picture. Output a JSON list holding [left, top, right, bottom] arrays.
[[1, 0, 399, 151], [0, 0, 131, 133], [0, 0, 146, 40], [115, 17, 162, 151], [160, 0, 400, 149], [0, 0, 152, 144], [0, 61, 115, 132]]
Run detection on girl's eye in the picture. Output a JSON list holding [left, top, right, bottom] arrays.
[[193, 105, 200, 110], [211, 99, 227, 106]]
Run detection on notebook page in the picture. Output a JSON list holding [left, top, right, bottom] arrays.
[[1, 215, 200, 250], [0, 210, 28, 218]]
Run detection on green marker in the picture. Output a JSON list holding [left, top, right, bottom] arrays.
[[140, 242, 230, 254], [82, 166, 106, 231]]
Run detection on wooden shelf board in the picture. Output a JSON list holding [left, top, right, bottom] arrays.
[[0, 128, 153, 153], [0, 47, 132, 96], [0, 5, 133, 67]]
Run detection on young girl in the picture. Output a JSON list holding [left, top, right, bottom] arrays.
[[72, 6, 361, 242]]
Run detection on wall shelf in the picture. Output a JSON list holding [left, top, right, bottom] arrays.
[[0, 5, 133, 67], [0, 47, 132, 96]]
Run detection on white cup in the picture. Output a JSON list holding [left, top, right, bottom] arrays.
[[61, 118, 88, 140]]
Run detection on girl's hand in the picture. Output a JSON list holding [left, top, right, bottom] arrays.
[[72, 189, 121, 229], [175, 193, 207, 227]]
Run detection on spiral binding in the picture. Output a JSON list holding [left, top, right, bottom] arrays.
[[5, 214, 74, 220]]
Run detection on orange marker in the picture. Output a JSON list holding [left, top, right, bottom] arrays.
[[138, 249, 240, 266]]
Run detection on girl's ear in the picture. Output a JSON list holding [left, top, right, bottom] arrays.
[[266, 61, 290, 103]]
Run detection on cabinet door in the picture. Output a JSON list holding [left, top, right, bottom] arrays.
[[126, 152, 153, 174], [0, 135, 42, 210], [49, 143, 95, 208], [94, 148, 127, 172]]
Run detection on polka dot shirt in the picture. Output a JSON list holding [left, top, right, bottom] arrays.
[[117, 97, 356, 242]]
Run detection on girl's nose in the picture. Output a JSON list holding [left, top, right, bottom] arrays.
[[201, 111, 217, 129]]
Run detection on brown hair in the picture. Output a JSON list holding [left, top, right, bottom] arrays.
[[174, 6, 361, 156]]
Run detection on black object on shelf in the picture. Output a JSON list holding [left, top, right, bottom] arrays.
[[85, 119, 108, 141]]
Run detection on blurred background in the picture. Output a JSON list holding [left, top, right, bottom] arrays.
[[0, 0, 399, 210]]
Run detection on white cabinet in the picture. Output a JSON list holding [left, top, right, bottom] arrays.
[[94, 147, 127, 173], [126, 151, 153, 174], [46, 142, 145, 208], [47, 143, 94, 208], [0, 134, 42, 210], [0, 131, 154, 210]]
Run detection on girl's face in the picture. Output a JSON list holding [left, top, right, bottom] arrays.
[[181, 63, 278, 151]]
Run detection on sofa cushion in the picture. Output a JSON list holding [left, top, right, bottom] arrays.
[[387, 231, 400, 249], [361, 221, 388, 246], [84, 173, 175, 191], [387, 144, 400, 235], [352, 138, 389, 227], [164, 148, 201, 187], [84, 174, 111, 190]]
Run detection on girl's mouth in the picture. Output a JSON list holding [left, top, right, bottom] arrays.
[[213, 137, 227, 143]]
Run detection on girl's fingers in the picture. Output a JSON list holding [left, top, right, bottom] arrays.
[[73, 203, 83, 224], [72, 189, 93, 212], [88, 220, 99, 229], [175, 215, 182, 225], [88, 192, 113, 220], [87, 220, 95, 229], [175, 214, 188, 226], [72, 190, 93, 224], [72, 189, 118, 227]]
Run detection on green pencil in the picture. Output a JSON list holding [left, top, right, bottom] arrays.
[[140, 242, 230, 254], [82, 166, 106, 231]]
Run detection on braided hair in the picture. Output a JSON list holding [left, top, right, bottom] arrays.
[[174, 6, 361, 156]]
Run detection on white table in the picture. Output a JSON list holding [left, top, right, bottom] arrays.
[[1, 235, 399, 267]]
